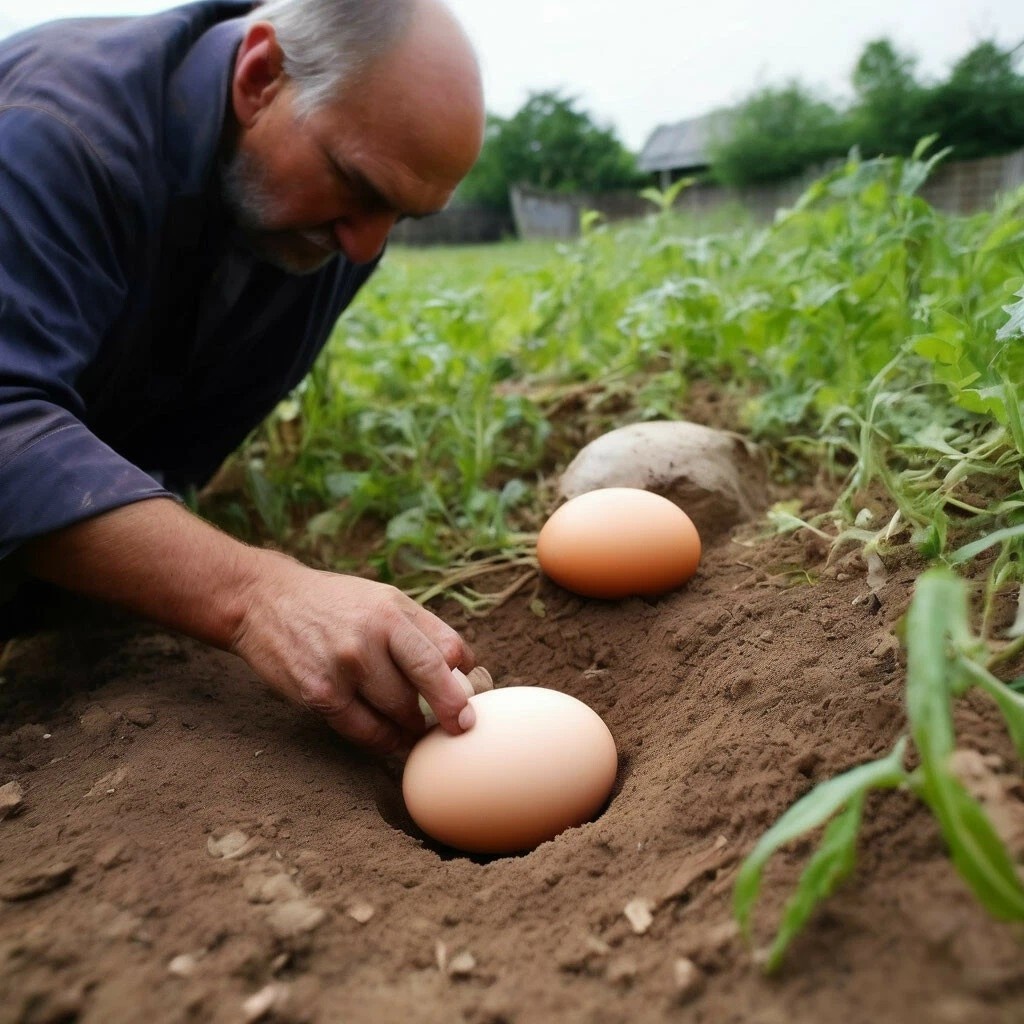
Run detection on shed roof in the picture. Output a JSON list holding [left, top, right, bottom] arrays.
[[638, 111, 732, 173]]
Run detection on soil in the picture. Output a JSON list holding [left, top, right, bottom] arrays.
[[2, 509, 1024, 1023]]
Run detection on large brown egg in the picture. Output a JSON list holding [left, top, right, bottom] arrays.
[[402, 687, 617, 854], [536, 487, 701, 598]]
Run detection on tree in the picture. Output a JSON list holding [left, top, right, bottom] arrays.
[[456, 90, 645, 212], [707, 83, 850, 186], [920, 41, 1024, 159], [849, 39, 927, 156]]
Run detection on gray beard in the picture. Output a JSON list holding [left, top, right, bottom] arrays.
[[219, 148, 338, 276]]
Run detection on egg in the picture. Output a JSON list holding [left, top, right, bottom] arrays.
[[402, 687, 617, 854], [536, 487, 701, 598]]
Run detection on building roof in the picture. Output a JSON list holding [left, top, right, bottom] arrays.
[[638, 110, 733, 173]]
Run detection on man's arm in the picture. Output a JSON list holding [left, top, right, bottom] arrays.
[[18, 498, 475, 753]]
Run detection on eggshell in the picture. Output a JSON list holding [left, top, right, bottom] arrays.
[[536, 487, 701, 598], [402, 687, 617, 854]]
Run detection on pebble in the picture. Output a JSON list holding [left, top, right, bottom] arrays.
[[347, 901, 376, 924], [125, 707, 156, 728], [244, 872, 302, 904], [78, 705, 115, 737], [0, 780, 25, 820], [207, 830, 258, 860], [242, 982, 289, 1023], [672, 957, 705, 1003], [168, 953, 200, 978], [266, 898, 327, 939], [448, 951, 476, 978], [623, 898, 655, 934]]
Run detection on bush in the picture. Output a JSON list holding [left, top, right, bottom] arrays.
[[708, 83, 851, 186]]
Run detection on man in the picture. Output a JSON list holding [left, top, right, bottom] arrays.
[[0, 0, 486, 754]]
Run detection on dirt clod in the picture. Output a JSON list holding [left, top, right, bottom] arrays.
[[1, 861, 76, 902], [0, 779, 25, 819]]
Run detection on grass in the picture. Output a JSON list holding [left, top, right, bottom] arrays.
[[202, 143, 1024, 963]]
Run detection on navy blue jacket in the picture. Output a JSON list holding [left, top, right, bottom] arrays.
[[0, 0, 377, 560]]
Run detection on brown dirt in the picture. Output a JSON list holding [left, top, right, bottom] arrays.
[[2, 521, 1024, 1024]]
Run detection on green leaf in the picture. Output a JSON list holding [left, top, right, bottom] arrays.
[[958, 657, 1024, 762], [763, 795, 865, 972], [906, 570, 1024, 919], [914, 772, 1024, 919], [905, 570, 968, 759], [733, 738, 908, 939], [949, 524, 1024, 566]]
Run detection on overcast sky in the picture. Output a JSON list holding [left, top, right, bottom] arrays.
[[0, 0, 1021, 151]]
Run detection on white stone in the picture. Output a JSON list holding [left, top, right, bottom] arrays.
[[558, 420, 766, 539]]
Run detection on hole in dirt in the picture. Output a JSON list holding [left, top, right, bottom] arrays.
[[372, 753, 630, 864]]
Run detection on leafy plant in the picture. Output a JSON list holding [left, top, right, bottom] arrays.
[[734, 569, 1024, 972]]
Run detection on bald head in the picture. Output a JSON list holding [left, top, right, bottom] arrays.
[[340, 0, 485, 183], [226, 0, 484, 270], [250, 0, 482, 125]]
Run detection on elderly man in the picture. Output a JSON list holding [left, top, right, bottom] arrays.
[[0, 0, 485, 754]]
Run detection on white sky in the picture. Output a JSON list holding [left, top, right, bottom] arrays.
[[1, 0, 1021, 151]]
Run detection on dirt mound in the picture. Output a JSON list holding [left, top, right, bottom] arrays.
[[2, 526, 1023, 1023]]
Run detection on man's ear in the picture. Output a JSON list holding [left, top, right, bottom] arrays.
[[231, 22, 287, 128]]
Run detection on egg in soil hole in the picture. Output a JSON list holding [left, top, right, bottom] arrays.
[[402, 687, 617, 855], [536, 487, 701, 599]]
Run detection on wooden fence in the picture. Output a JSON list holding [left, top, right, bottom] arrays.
[[390, 149, 1024, 246]]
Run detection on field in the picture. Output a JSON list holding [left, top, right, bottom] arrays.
[[3, 148, 1024, 1022]]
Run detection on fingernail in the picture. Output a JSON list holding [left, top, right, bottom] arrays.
[[458, 703, 476, 731]]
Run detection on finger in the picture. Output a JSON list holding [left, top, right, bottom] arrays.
[[388, 621, 473, 735], [359, 654, 432, 736], [321, 694, 406, 756], [402, 601, 476, 672]]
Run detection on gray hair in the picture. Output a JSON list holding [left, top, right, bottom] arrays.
[[247, 0, 415, 117]]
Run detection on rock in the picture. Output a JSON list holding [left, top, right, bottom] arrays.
[[1, 860, 76, 901], [347, 901, 375, 924], [448, 951, 476, 978], [125, 707, 156, 728], [168, 953, 200, 978], [0, 780, 25, 820], [623, 897, 655, 935], [672, 957, 705, 1003], [266, 899, 326, 939], [78, 705, 115, 737], [244, 872, 302, 904], [207, 830, 258, 860], [243, 982, 290, 1023], [557, 420, 767, 540]]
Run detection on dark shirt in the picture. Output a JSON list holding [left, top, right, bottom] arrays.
[[0, 0, 378, 560]]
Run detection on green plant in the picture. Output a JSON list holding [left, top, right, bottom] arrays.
[[735, 568, 1024, 972]]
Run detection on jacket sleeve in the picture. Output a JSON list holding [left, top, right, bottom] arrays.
[[0, 104, 172, 560]]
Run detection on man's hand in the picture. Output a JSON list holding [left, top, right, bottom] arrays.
[[232, 551, 476, 754], [18, 498, 475, 754]]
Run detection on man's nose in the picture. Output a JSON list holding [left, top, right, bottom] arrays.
[[334, 212, 398, 265]]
